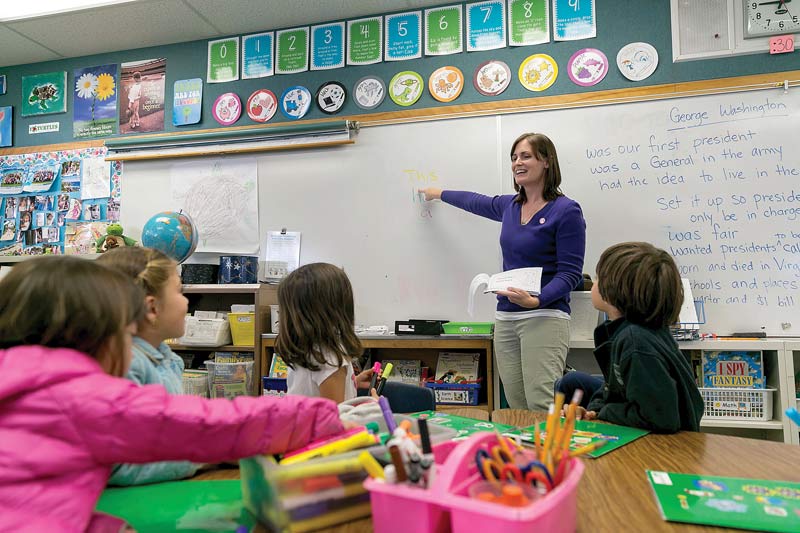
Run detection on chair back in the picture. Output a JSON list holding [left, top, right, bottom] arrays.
[[381, 381, 435, 413]]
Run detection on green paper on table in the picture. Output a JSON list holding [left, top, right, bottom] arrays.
[[410, 410, 516, 438], [647, 470, 800, 532], [515, 419, 649, 458], [95, 479, 255, 532]]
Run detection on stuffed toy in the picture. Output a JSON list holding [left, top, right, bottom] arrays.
[[96, 223, 136, 252]]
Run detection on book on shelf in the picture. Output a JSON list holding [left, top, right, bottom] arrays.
[[269, 353, 288, 379], [382, 359, 422, 385], [701, 350, 764, 388], [434, 352, 480, 383], [470, 267, 542, 295]]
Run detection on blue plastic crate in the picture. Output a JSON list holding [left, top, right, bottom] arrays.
[[424, 381, 481, 405], [262, 377, 287, 397]]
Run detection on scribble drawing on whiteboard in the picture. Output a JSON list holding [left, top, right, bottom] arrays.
[[170, 158, 259, 253]]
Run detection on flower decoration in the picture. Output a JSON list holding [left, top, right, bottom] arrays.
[[76, 73, 98, 99], [95, 73, 115, 101]]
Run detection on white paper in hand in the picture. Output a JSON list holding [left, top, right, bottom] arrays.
[[467, 267, 542, 316]]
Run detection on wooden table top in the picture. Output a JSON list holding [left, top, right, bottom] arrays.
[[198, 409, 800, 532]]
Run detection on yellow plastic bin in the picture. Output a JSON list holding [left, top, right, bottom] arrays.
[[229, 312, 256, 346]]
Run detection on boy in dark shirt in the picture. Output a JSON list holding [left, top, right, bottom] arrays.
[[565, 242, 704, 433]]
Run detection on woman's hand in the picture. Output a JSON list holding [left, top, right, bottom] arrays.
[[418, 187, 443, 201], [496, 287, 540, 308]]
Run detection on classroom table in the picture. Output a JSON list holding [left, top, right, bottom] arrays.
[[197, 409, 800, 532]]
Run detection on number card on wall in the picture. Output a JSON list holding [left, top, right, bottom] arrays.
[[207, 38, 239, 83], [553, 0, 596, 41], [276, 27, 309, 74], [425, 5, 463, 55], [467, 1, 506, 51], [347, 17, 383, 65], [508, 0, 550, 46], [242, 32, 274, 79], [311, 22, 345, 70], [385, 11, 422, 61]]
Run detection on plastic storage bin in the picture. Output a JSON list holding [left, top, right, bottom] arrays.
[[179, 317, 231, 347], [441, 322, 494, 335], [365, 431, 585, 533], [240, 413, 455, 533], [700, 387, 775, 420], [263, 377, 287, 397], [229, 312, 255, 346], [425, 381, 481, 405]]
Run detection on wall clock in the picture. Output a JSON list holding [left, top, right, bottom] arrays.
[[744, 0, 800, 38]]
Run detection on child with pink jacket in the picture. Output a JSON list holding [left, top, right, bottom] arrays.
[[0, 256, 346, 533]]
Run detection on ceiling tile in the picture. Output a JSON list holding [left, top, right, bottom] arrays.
[[7, 0, 219, 61], [0, 25, 62, 67]]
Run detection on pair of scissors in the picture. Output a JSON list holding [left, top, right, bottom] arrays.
[[475, 448, 553, 491]]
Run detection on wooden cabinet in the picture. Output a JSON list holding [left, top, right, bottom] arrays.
[[170, 284, 276, 394], [262, 334, 495, 413]]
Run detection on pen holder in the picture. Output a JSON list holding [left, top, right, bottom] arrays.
[[365, 432, 584, 533]]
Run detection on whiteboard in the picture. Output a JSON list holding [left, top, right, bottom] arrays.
[[122, 86, 800, 335], [502, 88, 799, 336], [258, 118, 503, 326]]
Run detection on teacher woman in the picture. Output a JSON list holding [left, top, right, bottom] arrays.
[[420, 132, 586, 410]]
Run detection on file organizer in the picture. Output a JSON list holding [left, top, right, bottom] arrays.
[[365, 431, 585, 533]]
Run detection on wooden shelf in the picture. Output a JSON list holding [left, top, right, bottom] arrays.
[[436, 403, 489, 413], [168, 344, 255, 352]]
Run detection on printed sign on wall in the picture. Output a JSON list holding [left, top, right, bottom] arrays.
[[385, 12, 422, 61], [276, 28, 309, 74], [311, 23, 345, 70], [242, 32, 274, 79], [207, 37, 240, 83], [425, 5, 463, 55]]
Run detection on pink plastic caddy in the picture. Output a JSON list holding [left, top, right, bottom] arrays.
[[365, 432, 585, 533]]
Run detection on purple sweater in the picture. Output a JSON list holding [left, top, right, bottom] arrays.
[[442, 191, 586, 314]]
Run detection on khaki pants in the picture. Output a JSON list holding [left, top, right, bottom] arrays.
[[494, 316, 570, 411]]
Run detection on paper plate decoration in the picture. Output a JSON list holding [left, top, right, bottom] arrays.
[[567, 48, 608, 87], [279, 86, 312, 120], [428, 66, 464, 103], [246, 89, 277, 123], [473, 60, 511, 97], [389, 71, 424, 107], [617, 42, 659, 82], [212, 93, 242, 126], [518, 54, 558, 92], [316, 82, 347, 114], [353, 76, 386, 110]]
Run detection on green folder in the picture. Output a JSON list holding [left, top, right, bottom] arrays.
[[95, 479, 256, 533], [647, 470, 800, 532], [518, 419, 650, 458]]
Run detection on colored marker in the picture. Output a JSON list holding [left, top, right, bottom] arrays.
[[389, 445, 407, 482], [379, 396, 397, 433], [369, 362, 381, 391], [280, 431, 377, 465], [282, 427, 365, 460], [375, 362, 394, 395]]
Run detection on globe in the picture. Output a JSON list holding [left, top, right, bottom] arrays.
[[141, 211, 198, 263]]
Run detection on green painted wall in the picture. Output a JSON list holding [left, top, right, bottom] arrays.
[[1, 1, 797, 149]]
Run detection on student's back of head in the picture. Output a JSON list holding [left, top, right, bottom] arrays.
[[0, 256, 144, 376], [596, 242, 683, 329], [275, 262, 362, 371], [97, 246, 175, 298]]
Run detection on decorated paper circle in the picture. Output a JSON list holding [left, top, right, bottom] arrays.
[[279, 86, 312, 120], [246, 89, 277, 123], [389, 71, 424, 107], [212, 93, 241, 126], [315, 81, 347, 114], [567, 48, 609, 87], [617, 42, 659, 82], [428, 66, 464, 103], [473, 60, 511, 96], [518, 54, 558, 92], [353, 76, 386, 110]]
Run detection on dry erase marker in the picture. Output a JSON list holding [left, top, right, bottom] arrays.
[[376, 362, 394, 395]]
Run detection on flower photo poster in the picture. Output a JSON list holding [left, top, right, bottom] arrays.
[[73, 64, 118, 139]]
